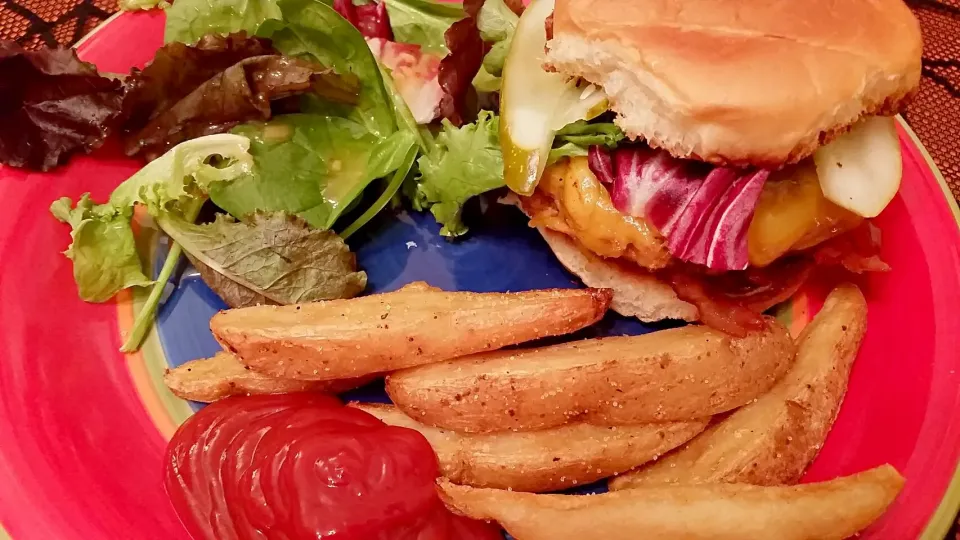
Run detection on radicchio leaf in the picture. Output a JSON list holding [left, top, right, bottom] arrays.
[[357, 1, 394, 40], [0, 41, 123, 171], [503, 0, 525, 15], [334, 1, 443, 124], [334, 0, 361, 27], [437, 16, 486, 125], [607, 146, 769, 271], [587, 145, 614, 184]]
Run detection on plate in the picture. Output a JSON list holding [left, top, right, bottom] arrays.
[[1, 9, 960, 539]]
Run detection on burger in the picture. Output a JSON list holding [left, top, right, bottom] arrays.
[[498, 0, 922, 335]]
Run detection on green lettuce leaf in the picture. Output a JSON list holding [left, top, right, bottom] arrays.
[[415, 110, 504, 237], [159, 212, 367, 308], [547, 142, 588, 165], [50, 134, 254, 302], [548, 121, 624, 164], [477, 0, 518, 77], [209, 115, 416, 229], [383, 0, 464, 54], [120, 0, 169, 11], [164, 0, 282, 44], [554, 120, 624, 148], [258, 0, 397, 138], [409, 116, 622, 235], [50, 195, 152, 302]]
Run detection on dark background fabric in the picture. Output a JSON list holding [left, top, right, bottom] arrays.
[[1, 0, 959, 537]]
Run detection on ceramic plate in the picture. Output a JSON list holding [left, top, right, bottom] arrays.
[[1, 10, 959, 539]]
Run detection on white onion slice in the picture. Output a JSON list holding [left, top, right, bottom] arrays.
[[814, 116, 902, 218]]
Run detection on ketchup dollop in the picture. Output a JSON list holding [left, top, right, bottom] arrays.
[[165, 393, 501, 540]]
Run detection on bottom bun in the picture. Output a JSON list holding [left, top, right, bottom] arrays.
[[500, 192, 697, 323], [537, 227, 698, 323]]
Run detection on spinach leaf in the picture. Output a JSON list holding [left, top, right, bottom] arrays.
[[341, 140, 419, 239], [209, 115, 416, 229], [258, 0, 397, 137], [164, 0, 282, 44]]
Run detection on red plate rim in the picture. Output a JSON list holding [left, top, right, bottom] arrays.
[[1, 9, 958, 540]]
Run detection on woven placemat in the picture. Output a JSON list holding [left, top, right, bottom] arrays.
[[1, 0, 959, 537], [903, 0, 960, 200]]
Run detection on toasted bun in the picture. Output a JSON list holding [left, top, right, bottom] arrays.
[[547, 0, 922, 166], [538, 228, 699, 322]]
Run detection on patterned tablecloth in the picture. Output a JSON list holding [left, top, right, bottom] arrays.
[[2, 0, 960, 537]]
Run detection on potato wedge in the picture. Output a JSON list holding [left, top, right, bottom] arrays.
[[350, 402, 706, 493], [438, 465, 904, 540], [610, 284, 868, 489], [164, 352, 371, 402], [386, 319, 794, 433], [211, 282, 612, 381]]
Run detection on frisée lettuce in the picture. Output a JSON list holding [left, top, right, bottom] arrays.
[[413, 111, 504, 237]]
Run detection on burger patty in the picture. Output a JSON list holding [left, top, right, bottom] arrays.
[[522, 157, 672, 271]]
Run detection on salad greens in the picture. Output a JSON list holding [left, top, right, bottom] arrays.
[[476, 0, 518, 77], [382, 0, 465, 54], [126, 50, 349, 160], [51, 134, 254, 303], [549, 121, 625, 164], [50, 194, 153, 303], [414, 111, 503, 237], [0, 44, 123, 171], [211, 116, 416, 229], [554, 120, 625, 148], [164, 0, 282, 44], [162, 212, 367, 308], [44, 0, 621, 351], [410, 114, 621, 236]]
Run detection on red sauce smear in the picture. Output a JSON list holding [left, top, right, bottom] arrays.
[[165, 393, 501, 540]]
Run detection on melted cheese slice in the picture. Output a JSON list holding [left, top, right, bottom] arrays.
[[528, 158, 672, 270], [747, 160, 862, 267]]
